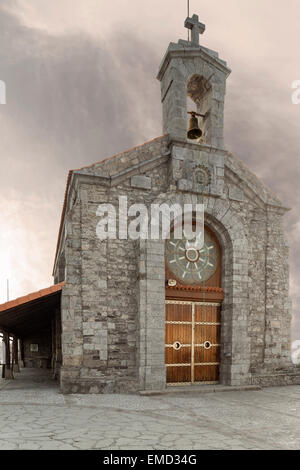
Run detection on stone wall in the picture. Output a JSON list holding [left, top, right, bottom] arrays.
[[58, 136, 171, 393], [53, 27, 300, 392], [23, 327, 52, 369], [55, 133, 300, 393]]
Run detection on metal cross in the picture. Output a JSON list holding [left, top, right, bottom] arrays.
[[184, 14, 206, 46]]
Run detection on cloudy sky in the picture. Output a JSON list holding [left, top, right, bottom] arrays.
[[0, 0, 300, 339]]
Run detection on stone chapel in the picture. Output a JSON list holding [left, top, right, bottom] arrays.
[[1, 14, 300, 393]]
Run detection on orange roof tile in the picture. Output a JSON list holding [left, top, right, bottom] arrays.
[[0, 282, 65, 313]]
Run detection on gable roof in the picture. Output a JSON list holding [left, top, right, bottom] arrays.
[[53, 135, 168, 273], [53, 134, 288, 276], [226, 151, 287, 209]]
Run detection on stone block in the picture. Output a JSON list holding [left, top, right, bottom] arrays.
[[131, 175, 152, 190], [177, 179, 193, 191], [229, 186, 244, 202]]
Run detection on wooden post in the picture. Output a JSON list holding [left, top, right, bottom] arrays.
[[51, 308, 62, 380], [1, 332, 4, 378], [19, 339, 25, 367], [3, 332, 14, 379], [55, 309, 62, 380], [12, 337, 20, 373], [51, 317, 56, 377]]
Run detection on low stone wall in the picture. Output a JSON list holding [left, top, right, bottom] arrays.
[[60, 368, 139, 394], [252, 368, 300, 387]]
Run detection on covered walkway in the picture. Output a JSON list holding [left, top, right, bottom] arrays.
[[0, 282, 64, 383], [0, 368, 58, 392]]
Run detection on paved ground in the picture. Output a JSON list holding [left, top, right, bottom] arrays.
[[0, 368, 300, 450]]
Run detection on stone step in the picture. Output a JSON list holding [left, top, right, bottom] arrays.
[[139, 384, 262, 396]]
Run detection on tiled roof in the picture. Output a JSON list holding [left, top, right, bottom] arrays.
[[0, 282, 65, 313]]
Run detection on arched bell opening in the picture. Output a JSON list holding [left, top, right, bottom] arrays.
[[187, 74, 212, 144]]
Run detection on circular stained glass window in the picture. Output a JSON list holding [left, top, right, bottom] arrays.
[[166, 228, 220, 285]]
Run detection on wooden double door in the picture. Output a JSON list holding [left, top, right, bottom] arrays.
[[165, 300, 221, 385]]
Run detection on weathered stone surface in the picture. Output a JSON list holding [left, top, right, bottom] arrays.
[[55, 132, 298, 393], [53, 25, 298, 395], [229, 186, 244, 202], [2, 370, 300, 449], [131, 175, 152, 190], [157, 40, 231, 148], [177, 178, 193, 191]]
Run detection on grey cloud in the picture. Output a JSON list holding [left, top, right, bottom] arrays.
[[0, 5, 161, 197], [225, 68, 300, 340], [0, 3, 300, 339]]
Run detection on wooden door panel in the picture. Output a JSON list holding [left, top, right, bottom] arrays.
[[165, 302, 192, 380], [165, 301, 221, 385], [167, 366, 191, 383], [194, 304, 220, 323], [166, 303, 191, 322], [194, 364, 219, 383], [194, 324, 220, 344], [165, 346, 191, 365], [165, 324, 192, 344], [194, 346, 220, 363]]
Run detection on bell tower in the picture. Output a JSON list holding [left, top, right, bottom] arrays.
[[157, 14, 231, 149]]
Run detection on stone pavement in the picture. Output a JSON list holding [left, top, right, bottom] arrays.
[[0, 368, 300, 450]]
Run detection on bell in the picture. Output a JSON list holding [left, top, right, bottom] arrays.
[[187, 111, 202, 140]]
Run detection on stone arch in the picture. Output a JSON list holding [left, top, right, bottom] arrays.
[[138, 191, 251, 389], [204, 210, 250, 385], [187, 74, 212, 144]]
